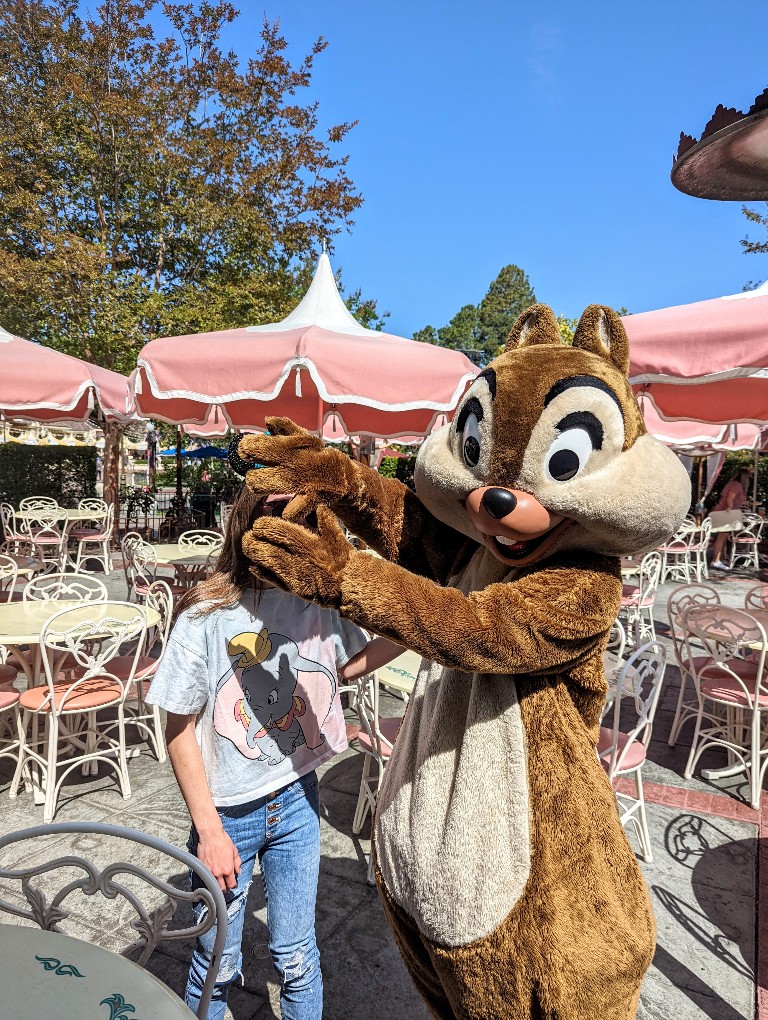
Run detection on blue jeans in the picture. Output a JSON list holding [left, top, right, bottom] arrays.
[[185, 771, 322, 1020]]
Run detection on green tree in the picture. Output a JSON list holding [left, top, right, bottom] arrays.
[[412, 263, 535, 364], [477, 264, 536, 358], [556, 315, 578, 344], [0, 0, 363, 511], [741, 204, 768, 258], [438, 304, 483, 356], [412, 325, 439, 345]]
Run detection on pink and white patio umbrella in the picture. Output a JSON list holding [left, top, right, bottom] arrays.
[[0, 326, 132, 424], [131, 254, 477, 439], [640, 400, 763, 454], [625, 280, 768, 425]]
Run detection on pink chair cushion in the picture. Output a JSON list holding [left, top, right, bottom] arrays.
[[620, 591, 655, 608], [108, 655, 158, 682], [683, 655, 758, 680], [134, 580, 187, 598], [19, 676, 123, 713], [0, 689, 19, 710], [597, 726, 647, 772], [70, 528, 102, 539], [0, 664, 17, 686], [700, 675, 768, 708], [355, 715, 403, 758]]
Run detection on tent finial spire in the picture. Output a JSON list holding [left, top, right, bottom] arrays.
[[321, 237, 327, 254]]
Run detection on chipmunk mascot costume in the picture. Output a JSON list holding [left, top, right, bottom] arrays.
[[238, 304, 691, 1020]]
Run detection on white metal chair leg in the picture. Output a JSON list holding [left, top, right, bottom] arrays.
[[352, 755, 373, 834]]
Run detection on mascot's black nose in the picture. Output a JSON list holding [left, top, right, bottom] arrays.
[[481, 488, 517, 519]]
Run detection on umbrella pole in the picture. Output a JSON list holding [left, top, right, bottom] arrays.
[[753, 448, 759, 510], [696, 458, 704, 505], [176, 426, 183, 503]]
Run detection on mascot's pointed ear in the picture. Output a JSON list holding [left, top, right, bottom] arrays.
[[572, 305, 630, 376], [504, 303, 561, 352]]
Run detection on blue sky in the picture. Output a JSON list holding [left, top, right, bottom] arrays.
[[224, 2, 768, 337]]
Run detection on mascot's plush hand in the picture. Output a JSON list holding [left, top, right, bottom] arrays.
[[239, 418, 359, 521], [242, 504, 351, 609]]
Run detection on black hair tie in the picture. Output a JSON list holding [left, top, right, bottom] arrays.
[[227, 433, 254, 478]]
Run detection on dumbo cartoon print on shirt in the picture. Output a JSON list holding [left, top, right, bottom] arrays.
[[212, 628, 337, 765]]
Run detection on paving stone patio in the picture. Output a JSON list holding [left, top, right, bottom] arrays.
[[0, 559, 765, 1019]]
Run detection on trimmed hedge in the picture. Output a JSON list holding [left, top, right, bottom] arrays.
[[0, 444, 97, 508]]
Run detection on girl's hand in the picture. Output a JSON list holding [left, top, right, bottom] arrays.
[[197, 827, 242, 892]]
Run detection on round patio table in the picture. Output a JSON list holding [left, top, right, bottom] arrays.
[[15, 508, 107, 525], [152, 542, 211, 567], [0, 600, 160, 804], [152, 541, 221, 588], [0, 600, 160, 688], [0, 924, 194, 1019]]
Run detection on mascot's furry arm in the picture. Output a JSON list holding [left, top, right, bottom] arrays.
[[239, 421, 470, 585], [243, 502, 619, 684]]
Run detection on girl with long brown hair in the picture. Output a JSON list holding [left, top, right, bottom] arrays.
[[146, 482, 401, 1020]]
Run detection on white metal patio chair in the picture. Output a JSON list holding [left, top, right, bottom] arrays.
[[351, 670, 404, 883], [18, 496, 58, 516], [103, 579, 173, 764], [120, 531, 144, 601], [178, 529, 224, 551], [596, 641, 667, 861], [0, 502, 25, 544], [0, 821, 227, 1018], [131, 541, 187, 601], [619, 550, 662, 646], [10, 602, 147, 823], [666, 583, 722, 747], [682, 605, 768, 810], [728, 513, 764, 571], [745, 583, 768, 612], [70, 503, 114, 574], [219, 501, 233, 533], [23, 572, 107, 603], [688, 516, 712, 582], [25, 508, 68, 571], [657, 518, 696, 584], [0, 554, 18, 604]]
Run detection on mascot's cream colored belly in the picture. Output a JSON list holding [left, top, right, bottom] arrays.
[[376, 549, 531, 947]]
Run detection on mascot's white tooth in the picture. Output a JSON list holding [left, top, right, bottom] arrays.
[[241, 302, 692, 1018]]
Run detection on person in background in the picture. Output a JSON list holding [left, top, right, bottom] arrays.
[[146, 484, 402, 1020], [709, 468, 751, 570]]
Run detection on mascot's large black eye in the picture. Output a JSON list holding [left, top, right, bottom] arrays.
[[548, 449, 579, 480], [463, 435, 480, 467], [461, 412, 482, 468], [545, 427, 593, 482]]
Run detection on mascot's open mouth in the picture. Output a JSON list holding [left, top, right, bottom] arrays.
[[487, 518, 573, 566]]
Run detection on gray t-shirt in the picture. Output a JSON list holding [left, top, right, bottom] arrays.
[[147, 588, 367, 806]]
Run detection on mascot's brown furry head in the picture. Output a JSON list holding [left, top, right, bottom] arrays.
[[416, 303, 690, 567]]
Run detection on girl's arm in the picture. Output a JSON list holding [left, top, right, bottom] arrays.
[[165, 712, 241, 892], [341, 636, 405, 681]]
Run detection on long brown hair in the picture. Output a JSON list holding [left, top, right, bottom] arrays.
[[175, 485, 266, 618]]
